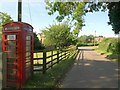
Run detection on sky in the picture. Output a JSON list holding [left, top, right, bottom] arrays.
[[0, 0, 118, 37]]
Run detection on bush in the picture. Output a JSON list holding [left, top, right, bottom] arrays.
[[34, 33, 45, 51], [96, 38, 119, 61], [98, 38, 118, 53]]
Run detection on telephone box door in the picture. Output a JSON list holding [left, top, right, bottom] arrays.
[[2, 33, 20, 87]]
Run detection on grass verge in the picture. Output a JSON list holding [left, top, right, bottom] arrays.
[[95, 48, 119, 62], [24, 51, 78, 88], [95, 38, 120, 62]]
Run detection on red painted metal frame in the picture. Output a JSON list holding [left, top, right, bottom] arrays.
[[2, 22, 34, 88]]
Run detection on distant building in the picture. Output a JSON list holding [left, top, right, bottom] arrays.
[[95, 37, 104, 42], [37, 33, 45, 44]]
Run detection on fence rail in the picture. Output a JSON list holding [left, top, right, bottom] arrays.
[[33, 49, 78, 74]]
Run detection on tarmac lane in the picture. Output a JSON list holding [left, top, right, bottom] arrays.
[[60, 47, 119, 88]]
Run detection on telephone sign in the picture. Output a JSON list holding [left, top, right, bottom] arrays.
[[2, 22, 34, 88], [7, 35, 16, 40]]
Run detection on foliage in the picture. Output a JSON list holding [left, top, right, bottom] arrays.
[[45, 1, 85, 37], [77, 35, 94, 45], [77, 35, 88, 44], [45, 1, 120, 34], [0, 12, 13, 51], [107, 2, 120, 34], [96, 38, 119, 61], [85, 2, 120, 34], [34, 32, 44, 51], [43, 23, 74, 48], [0, 12, 13, 26]]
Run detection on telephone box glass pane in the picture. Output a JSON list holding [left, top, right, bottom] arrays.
[[26, 36, 32, 79], [7, 75, 17, 80], [26, 52, 31, 57], [26, 69, 31, 79], [26, 62, 31, 67], [7, 64, 17, 69], [7, 58, 17, 63], [7, 40, 17, 58], [26, 46, 31, 51], [26, 41, 31, 46], [26, 36, 31, 40], [7, 69, 17, 75]]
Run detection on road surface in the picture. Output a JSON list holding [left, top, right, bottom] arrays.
[[60, 47, 119, 88]]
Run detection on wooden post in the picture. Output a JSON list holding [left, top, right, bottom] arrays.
[[57, 50, 59, 63], [51, 50, 53, 68], [68, 50, 70, 59], [65, 50, 67, 59], [43, 50, 46, 74]]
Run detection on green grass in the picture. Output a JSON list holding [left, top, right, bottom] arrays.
[[24, 50, 77, 88], [95, 38, 119, 62]]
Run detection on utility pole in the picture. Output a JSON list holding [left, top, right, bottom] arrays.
[[94, 30, 96, 46], [18, 0, 22, 22]]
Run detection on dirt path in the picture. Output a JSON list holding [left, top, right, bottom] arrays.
[[60, 47, 119, 88]]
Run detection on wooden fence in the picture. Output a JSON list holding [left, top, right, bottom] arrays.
[[33, 49, 78, 74]]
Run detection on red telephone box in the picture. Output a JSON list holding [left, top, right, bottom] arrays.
[[2, 22, 34, 88]]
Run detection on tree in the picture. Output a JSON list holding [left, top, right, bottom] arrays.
[[87, 35, 94, 43], [45, 1, 85, 37], [34, 32, 44, 51], [43, 23, 74, 48], [85, 2, 120, 34], [77, 35, 94, 45], [0, 12, 13, 26], [107, 2, 120, 34], [77, 35, 88, 44], [45, 1, 120, 34]]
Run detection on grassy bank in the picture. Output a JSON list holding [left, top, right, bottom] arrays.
[[96, 38, 119, 62], [24, 50, 78, 88]]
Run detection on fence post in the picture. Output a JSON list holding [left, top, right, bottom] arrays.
[[65, 50, 67, 59], [67, 50, 70, 58], [43, 50, 46, 74], [51, 50, 53, 68], [57, 50, 59, 63]]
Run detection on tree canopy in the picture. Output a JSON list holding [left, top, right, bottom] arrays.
[[85, 2, 120, 34], [42, 23, 74, 48], [34, 32, 44, 51], [77, 35, 94, 44], [45, 1, 120, 34], [45, 1, 85, 37], [0, 12, 13, 26]]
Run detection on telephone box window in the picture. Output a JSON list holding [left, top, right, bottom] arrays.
[[26, 36, 31, 40], [7, 75, 17, 80], [7, 35, 16, 40], [7, 64, 17, 69]]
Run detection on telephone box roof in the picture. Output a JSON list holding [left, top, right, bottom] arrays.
[[3, 22, 33, 29]]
